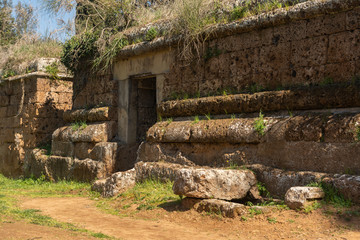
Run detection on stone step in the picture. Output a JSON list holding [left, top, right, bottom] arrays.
[[158, 84, 360, 118], [52, 141, 118, 163], [147, 113, 360, 144], [52, 121, 117, 143], [27, 149, 111, 182], [63, 107, 115, 123]]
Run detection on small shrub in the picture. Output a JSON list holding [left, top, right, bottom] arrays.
[[307, 182, 352, 208], [145, 27, 158, 41], [230, 5, 248, 21], [45, 62, 59, 80], [71, 121, 87, 131], [253, 111, 266, 136], [166, 118, 173, 124], [257, 182, 270, 198], [303, 200, 322, 213], [2, 69, 15, 78]]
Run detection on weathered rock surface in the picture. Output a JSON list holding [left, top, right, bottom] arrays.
[[27, 149, 114, 182], [147, 113, 360, 144], [135, 161, 184, 182], [248, 164, 329, 198], [285, 187, 325, 210], [52, 121, 116, 143], [138, 140, 360, 175], [172, 168, 258, 200], [63, 107, 111, 123], [92, 169, 136, 197], [323, 174, 360, 204], [182, 198, 247, 218], [136, 142, 196, 166], [158, 85, 360, 118]]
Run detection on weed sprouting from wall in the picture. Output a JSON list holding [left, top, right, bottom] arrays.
[[71, 121, 87, 131], [253, 110, 266, 136]]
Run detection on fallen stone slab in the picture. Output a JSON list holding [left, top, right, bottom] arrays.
[[173, 168, 258, 200], [182, 198, 247, 218], [285, 186, 325, 210], [92, 169, 136, 197]]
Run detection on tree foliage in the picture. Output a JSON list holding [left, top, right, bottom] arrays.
[[0, 0, 37, 46]]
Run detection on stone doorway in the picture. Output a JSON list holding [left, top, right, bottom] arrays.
[[131, 76, 157, 143]]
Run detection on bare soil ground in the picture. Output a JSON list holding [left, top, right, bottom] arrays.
[[4, 197, 357, 240]]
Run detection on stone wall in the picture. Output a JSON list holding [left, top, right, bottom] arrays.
[[162, 5, 360, 99], [0, 73, 73, 177]]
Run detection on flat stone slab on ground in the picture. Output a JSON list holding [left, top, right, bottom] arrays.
[[182, 198, 247, 218], [285, 186, 325, 210], [173, 168, 258, 200]]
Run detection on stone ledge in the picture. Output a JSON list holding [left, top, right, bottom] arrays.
[[147, 113, 360, 144], [52, 121, 117, 143], [26, 149, 112, 182], [63, 107, 111, 123], [137, 141, 360, 175], [158, 84, 360, 118], [2, 72, 73, 83]]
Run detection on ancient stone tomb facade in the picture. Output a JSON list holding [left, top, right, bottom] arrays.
[[1, 0, 360, 205], [0, 72, 72, 177]]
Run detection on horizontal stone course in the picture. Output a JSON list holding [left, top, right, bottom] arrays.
[[148, 113, 360, 144], [52, 121, 116, 143], [158, 84, 360, 118], [63, 107, 111, 123]]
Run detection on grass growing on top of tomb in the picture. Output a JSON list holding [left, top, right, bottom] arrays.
[[116, 179, 180, 211], [45, 62, 60, 80], [0, 174, 94, 198], [0, 174, 114, 239]]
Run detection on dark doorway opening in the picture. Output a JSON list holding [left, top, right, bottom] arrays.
[[133, 76, 157, 142]]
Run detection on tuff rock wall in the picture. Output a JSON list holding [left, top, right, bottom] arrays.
[[0, 73, 73, 177], [162, 3, 360, 99]]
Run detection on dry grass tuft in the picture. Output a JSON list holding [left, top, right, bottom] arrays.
[[0, 34, 62, 78]]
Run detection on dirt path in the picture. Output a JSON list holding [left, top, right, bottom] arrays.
[[0, 221, 97, 240], [21, 197, 235, 240], [19, 197, 360, 240]]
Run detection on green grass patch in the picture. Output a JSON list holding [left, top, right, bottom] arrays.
[[71, 121, 88, 131], [0, 174, 113, 239], [118, 179, 180, 211]]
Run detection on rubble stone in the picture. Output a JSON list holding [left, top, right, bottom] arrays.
[[173, 168, 258, 200], [182, 198, 247, 218], [92, 169, 136, 197], [285, 186, 325, 209]]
